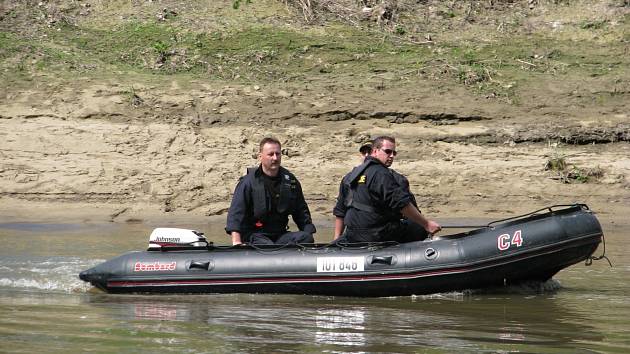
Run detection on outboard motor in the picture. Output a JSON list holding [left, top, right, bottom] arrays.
[[148, 228, 208, 250]]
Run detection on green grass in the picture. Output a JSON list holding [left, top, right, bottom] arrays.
[[1, 6, 628, 101], [33, 22, 436, 81]]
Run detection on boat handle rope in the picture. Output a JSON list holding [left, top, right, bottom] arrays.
[[234, 240, 399, 253], [440, 224, 490, 229], [486, 203, 587, 227], [331, 240, 400, 252], [437, 204, 586, 230], [212, 242, 333, 252], [585, 234, 612, 267]]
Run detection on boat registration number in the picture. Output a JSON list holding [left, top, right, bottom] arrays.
[[317, 257, 365, 272]]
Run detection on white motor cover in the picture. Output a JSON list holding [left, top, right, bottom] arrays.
[[148, 228, 208, 249]]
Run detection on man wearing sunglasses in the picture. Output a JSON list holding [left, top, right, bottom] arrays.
[[225, 137, 316, 245], [334, 136, 441, 243], [334, 142, 416, 239]]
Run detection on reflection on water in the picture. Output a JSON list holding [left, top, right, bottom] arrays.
[[134, 302, 189, 321], [315, 308, 367, 346], [72, 290, 611, 353], [0, 220, 629, 353]]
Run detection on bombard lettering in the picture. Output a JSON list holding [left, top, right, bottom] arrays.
[[134, 261, 177, 272]]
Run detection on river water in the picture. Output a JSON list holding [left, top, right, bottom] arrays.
[[0, 217, 628, 353]]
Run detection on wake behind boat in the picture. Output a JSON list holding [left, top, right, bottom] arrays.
[[79, 204, 603, 297]]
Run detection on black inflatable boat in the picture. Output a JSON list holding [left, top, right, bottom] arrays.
[[79, 204, 603, 297]]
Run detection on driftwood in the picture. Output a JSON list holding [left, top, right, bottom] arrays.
[[284, 0, 398, 26]]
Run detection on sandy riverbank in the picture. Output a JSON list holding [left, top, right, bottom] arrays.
[[1, 1, 629, 238]]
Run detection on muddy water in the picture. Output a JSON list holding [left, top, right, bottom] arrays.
[[0, 219, 628, 353]]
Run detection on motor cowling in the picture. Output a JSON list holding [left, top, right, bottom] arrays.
[[148, 228, 208, 250]]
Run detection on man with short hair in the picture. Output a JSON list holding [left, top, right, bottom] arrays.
[[333, 143, 371, 239], [226, 137, 316, 245], [333, 136, 441, 243]]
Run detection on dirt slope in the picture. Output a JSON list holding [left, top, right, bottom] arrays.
[[1, 1, 629, 236]]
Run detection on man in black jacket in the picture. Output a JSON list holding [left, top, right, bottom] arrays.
[[333, 136, 440, 243], [225, 137, 316, 245]]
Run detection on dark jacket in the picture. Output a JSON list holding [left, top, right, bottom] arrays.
[[333, 161, 417, 219], [339, 157, 412, 236], [226, 166, 316, 237]]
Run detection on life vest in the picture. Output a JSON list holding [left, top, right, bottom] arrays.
[[343, 158, 389, 215], [246, 166, 297, 221], [344, 158, 410, 222]]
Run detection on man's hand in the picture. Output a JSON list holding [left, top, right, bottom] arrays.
[[425, 220, 442, 235], [231, 231, 243, 246], [401, 203, 441, 235]]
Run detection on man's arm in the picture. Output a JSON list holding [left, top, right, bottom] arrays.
[[400, 203, 441, 235], [332, 179, 348, 240], [334, 216, 345, 239], [225, 179, 249, 245], [392, 170, 419, 209], [291, 179, 316, 234]]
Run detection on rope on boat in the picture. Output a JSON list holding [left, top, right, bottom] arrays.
[[486, 203, 587, 227], [247, 242, 295, 253], [585, 233, 613, 267], [438, 204, 587, 230], [224, 239, 401, 254], [206, 239, 399, 254], [440, 224, 490, 229], [330, 240, 400, 251]]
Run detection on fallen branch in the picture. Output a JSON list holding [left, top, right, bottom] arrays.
[[516, 58, 537, 67]]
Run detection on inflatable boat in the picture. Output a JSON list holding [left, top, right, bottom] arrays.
[[79, 204, 603, 297]]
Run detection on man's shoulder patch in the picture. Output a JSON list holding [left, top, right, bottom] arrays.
[[358, 175, 366, 184]]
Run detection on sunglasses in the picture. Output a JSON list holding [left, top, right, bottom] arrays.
[[379, 148, 397, 156]]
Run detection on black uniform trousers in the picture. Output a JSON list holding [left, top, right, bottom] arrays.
[[342, 219, 429, 243], [247, 230, 314, 245]]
